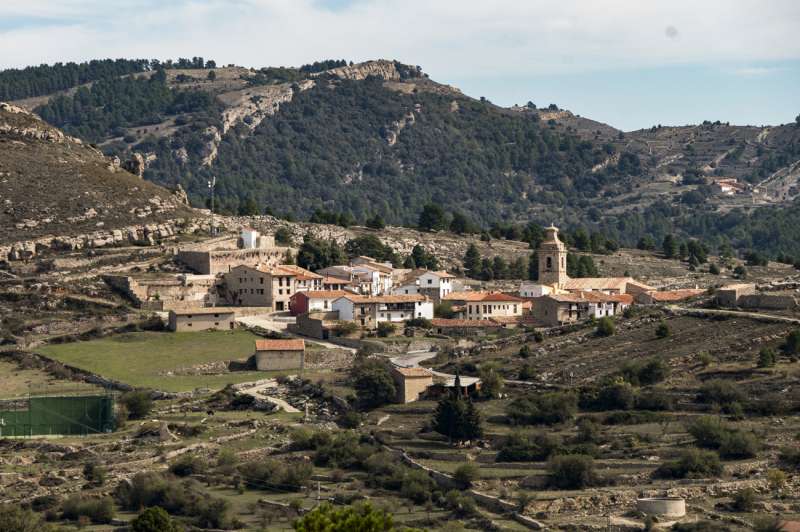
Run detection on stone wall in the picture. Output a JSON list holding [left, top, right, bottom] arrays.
[[737, 294, 797, 310]]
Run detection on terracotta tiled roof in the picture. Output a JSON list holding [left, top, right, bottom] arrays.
[[644, 289, 705, 302], [321, 276, 352, 285], [563, 277, 632, 291], [481, 292, 524, 302], [337, 294, 427, 304], [298, 290, 348, 299], [443, 291, 485, 302], [427, 270, 455, 278], [431, 318, 501, 328], [255, 339, 305, 351], [278, 265, 323, 278], [392, 366, 433, 378]]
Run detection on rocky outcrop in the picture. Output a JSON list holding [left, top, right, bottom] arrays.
[[122, 153, 146, 177], [321, 60, 403, 81], [383, 110, 417, 146], [0, 216, 214, 263]]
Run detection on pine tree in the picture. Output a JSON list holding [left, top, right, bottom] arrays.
[[463, 244, 481, 278], [432, 388, 483, 444]]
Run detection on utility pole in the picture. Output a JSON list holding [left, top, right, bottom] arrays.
[[208, 176, 216, 235]]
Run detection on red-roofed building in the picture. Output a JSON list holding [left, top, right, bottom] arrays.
[[444, 291, 524, 320], [331, 294, 433, 329], [533, 291, 631, 327], [289, 290, 349, 316]]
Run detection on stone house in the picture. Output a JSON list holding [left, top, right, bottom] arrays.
[[452, 292, 524, 321], [168, 308, 236, 332], [331, 294, 433, 329], [224, 264, 298, 310], [533, 292, 631, 327], [391, 365, 434, 403], [715, 283, 757, 307], [254, 339, 305, 371], [636, 289, 705, 305], [289, 290, 348, 316]]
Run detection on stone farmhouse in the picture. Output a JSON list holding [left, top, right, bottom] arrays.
[[533, 292, 632, 327], [289, 290, 349, 316], [177, 228, 291, 275], [392, 269, 456, 302], [443, 291, 524, 321], [391, 366, 434, 403], [168, 308, 236, 332], [254, 339, 305, 371], [331, 294, 433, 329]]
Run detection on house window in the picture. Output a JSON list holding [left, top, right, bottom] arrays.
[[187, 315, 193, 319], [324, 301, 329, 308], [427, 279, 432, 284], [260, 277, 264, 284], [214, 313, 219, 318], [187, 323, 192, 327], [546, 257, 552, 269], [214, 322, 219, 326]]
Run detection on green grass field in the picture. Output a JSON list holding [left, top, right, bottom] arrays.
[[38, 330, 274, 392]]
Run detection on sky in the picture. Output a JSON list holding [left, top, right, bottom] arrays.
[[1, 0, 798, 131]]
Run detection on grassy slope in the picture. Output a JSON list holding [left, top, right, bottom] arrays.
[[37, 330, 271, 391]]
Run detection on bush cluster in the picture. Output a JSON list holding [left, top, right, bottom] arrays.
[[506, 392, 577, 425], [547, 454, 599, 489], [686, 417, 760, 459], [240, 459, 313, 491], [61, 495, 115, 524], [116, 472, 234, 529], [654, 449, 723, 479]]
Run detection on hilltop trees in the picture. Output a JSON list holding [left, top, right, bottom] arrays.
[[418, 203, 447, 232], [432, 387, 483, 444], [297, 235, 346, 271], [351, 359, 396, 410], [463, 244, 481, 277]]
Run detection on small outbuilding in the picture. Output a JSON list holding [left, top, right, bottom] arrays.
[[168, 308, 236, 332], [390, 366, 434, 403], [254, 339, 306, 371]]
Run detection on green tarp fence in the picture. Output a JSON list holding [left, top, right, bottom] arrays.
[[0, 395, 115, 437]]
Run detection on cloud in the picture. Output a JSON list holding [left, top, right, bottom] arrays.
[[0, 0, 798, 82], [731, 66, 785, 77]]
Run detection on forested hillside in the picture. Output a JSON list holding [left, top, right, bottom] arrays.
[[2, 58, 800, 258]]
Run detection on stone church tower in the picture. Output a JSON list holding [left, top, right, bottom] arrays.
[[538, 225, 568, 288]]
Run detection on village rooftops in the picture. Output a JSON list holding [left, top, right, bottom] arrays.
[[546, 291, 634, 304], [562, 277, 654, 292], [430, 318, 503, 328], [335, 294, 427, 304], [298, 290, 349, 299], [443, 291, 522, 302], [254, 339, 305, 351], [643, 289, 705, 302], [320, 276, 352, 285]]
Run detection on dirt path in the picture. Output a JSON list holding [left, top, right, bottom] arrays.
[[236, 378, 301, 413]]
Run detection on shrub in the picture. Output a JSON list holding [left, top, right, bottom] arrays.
[[653, 449, 722, 479], [497, 432, 560, 462], [333, 321, 358, 336], [82, 461, 106, 486], [757, 348, 777, 368], [518, 345, 531, 358], [751, 515, 785, 532], [518, 364, 535, 380], [337, 410, 363, 429], [444, 490, 478, 517], [597, 381, 637, 410], [351, 359, 396, 409], [376, 321, 396, 337], [399, 469, 436, 504], [782, 329, 800, 355], [406, 317, 432, 328], [453, 462, 480, 488], [620, 358, 669, 386], [120, 390, 153, 419], [731, 487, 757, 511], [314, 432, 377, 469], [635, 389, 674, 411], [116, 472, 233, 528], [0, 505, 58, 532], [602, 411, 665, 425], [169, 454, 207, 477], [478, 363, 504, 399], [547, 454, 598, 489], [61, 495, 115, 524], [596, 317, 615, 337], [697, 351, 713, 367], [294, 502, 393, 531], [767, 468, 787, 491], [131, 506, 181, 532], [507, 392, 577, 425], [698, 379, 746, 405], [778, 446, 800, 471], [686, 417, 759, 459], [655, 322, 670, 338], [289, 427, 332, 451], [241, 459, 313, 491]]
